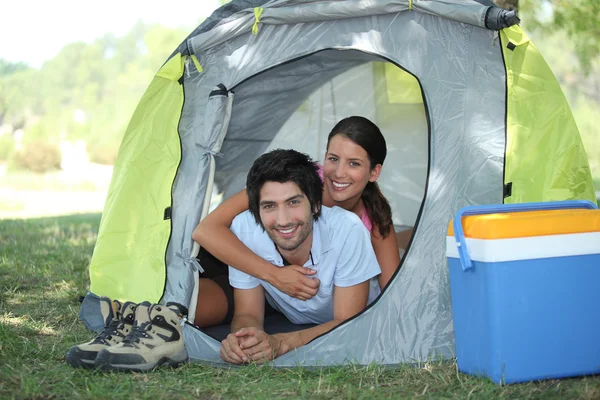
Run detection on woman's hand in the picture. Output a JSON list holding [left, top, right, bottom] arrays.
[[269, 265, 320, 300]]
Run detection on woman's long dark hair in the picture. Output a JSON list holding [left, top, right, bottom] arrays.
[[327, 116, 393, 238]]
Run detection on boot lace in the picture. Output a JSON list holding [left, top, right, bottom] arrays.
[[121, 322, 153, 347], [91, 319, 122, 345]]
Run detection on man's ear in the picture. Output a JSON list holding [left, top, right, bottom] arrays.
[[313, 204, 320, 215], [369, 164, 382, 183]]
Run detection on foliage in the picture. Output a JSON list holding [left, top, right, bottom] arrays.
[[0, 134, 14, 162], [10, 141, 62, 173], [520, 0, 600, 74], [0, 59, 28, 77], [492, 0, 518, 10], [2, 213, 600, 398], [87, 141, 119, 165], [0, 23, 189, 163], [0, 2, 597, 186]]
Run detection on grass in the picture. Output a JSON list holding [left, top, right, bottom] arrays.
[[2, 214, 600, 399]]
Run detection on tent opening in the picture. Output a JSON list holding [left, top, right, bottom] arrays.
[[199, 49, 429, 341]]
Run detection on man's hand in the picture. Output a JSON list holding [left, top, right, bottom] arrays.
[[220, 332, 249, 364], [270, 265, 320, 300], [236, 327, 287, 363]]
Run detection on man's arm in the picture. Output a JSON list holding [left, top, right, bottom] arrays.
[[230, 287, 265, 332], [241, 281, 370, 363], [220, 286, 265, 364]]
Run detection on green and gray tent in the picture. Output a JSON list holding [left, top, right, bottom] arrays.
[[80, 0, 596, 366]]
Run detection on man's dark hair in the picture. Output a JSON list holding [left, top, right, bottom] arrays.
[[246, 149, 323, 227]]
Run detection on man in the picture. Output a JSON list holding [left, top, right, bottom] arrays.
[[220, 149, 381, 364]]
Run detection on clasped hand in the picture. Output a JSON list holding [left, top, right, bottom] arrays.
[[220, 327, 283, 364]]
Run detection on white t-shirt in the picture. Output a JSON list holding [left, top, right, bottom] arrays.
[[228, 206, 382, 325]]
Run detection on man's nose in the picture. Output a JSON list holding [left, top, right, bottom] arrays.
[[276, 208, 293, 227]]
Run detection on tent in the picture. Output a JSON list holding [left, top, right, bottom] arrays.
[[80, 0, 597, 367]]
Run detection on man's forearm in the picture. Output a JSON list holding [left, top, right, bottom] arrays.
[[273, 319, 343, 356], [231, 314, 263, 333]]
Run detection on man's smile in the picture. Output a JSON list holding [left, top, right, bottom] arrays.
[[274, 225, 299, 238]]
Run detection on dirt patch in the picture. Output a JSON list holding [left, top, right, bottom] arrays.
[[0, 189, 106, 219]]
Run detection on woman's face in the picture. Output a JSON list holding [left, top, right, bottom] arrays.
[[323, 134, 381, 206]]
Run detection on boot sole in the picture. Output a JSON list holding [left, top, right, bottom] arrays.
[[65, 348, 98, 369], [95, 349, 188, 372]]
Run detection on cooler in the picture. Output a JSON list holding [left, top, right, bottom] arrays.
[[446, 200, 600, 384]]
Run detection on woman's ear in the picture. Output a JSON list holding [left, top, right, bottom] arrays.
[[369, 164, 382, 182]]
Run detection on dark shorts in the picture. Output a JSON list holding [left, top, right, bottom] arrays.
[[197, 248, 235, 323], [197, 248, 282, 325]]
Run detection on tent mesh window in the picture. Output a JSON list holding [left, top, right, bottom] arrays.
[[213, 49, 428, 231], [200, 49, 428, 340]]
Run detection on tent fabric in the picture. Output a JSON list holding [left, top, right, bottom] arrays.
[[500, 26, 596, 203], [81, 0, 596, 368], [89, 54, 185, 303], [170, 0, 269, 62], [187, 0, 500, 56], [175, 9, 508, 366]]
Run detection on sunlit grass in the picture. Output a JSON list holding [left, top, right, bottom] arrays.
[[1, 214, 600, 399]]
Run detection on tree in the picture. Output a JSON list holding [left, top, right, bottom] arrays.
[[493, 0, 518, 10], [0, 60, 31, 125], [0, 59, 29, 77], [520, 0, 599, 74]]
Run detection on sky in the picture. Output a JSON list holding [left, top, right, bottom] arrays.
[[1, 0, 222, 68]]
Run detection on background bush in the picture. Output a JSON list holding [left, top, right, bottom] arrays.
[[10, 141, 62, 173], [87, 143, 119, 165], [0, 134, 15, 162]]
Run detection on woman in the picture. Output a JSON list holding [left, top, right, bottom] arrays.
[[192, 116, 403, 327]]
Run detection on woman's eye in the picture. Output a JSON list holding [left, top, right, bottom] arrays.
[[327, 157, 338, 162], [350, 161, 360, 167]]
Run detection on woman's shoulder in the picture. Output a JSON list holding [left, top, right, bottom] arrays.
[[359, 204, 374, 233]]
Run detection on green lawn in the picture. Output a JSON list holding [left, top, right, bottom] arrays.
[[1, 214, 599, 399]]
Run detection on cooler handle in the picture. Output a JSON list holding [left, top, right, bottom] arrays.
[[454, 200, 598, 271]]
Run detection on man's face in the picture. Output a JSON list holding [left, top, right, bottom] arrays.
[[258, 181, 314, 252]]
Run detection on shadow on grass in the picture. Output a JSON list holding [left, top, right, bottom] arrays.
[[0, 212, 102, 360]]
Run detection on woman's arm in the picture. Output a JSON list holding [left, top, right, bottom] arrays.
[[192, 189, 319, 299], [395, 227, 414, 250], [371, 224, 401, 289]]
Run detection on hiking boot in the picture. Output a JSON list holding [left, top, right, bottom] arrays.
[[65, 297, 137, 369], [95, 301, 188, 372]]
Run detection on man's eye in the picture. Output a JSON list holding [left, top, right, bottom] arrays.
[[262, 204, 274, 210], [289, 200, 300, 205]]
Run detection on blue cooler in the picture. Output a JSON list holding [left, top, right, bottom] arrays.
[[447, 200, 600, 384]]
